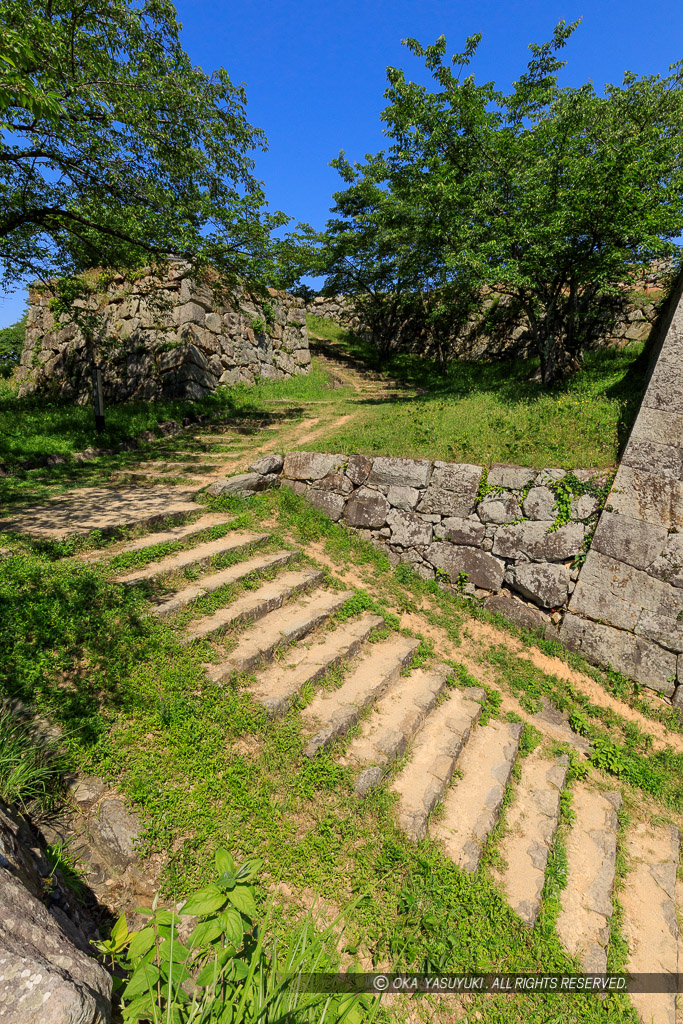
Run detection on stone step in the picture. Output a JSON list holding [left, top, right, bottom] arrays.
[[111, 470, 213, 484], [77, 513, 234, 563], [555, 785, 621, 973], [132, 461, 223, 473], [340, 665, 452, 792], [431, 719, 523, 873], [185, 568, 324, 640], [250, 612, 385, 715], [152, 550, 298, 618], [206, 588, 354, 681], [390, 687, 486, 841], [492, 752, 568, 927], [621, 823, 680, 1024], [116, 532, 269, 585], [301, 636, 420, 758]]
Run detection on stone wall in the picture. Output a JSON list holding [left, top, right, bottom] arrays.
[[215, 451, 608, 638], [560, 271, 683, 701], [17, 264, 311, 403], [305, 260, 674, 360]]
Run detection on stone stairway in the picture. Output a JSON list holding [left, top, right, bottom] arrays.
[[83, 516, 681, 1024]]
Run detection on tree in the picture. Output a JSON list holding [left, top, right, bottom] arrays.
[[0, 314, 25, 377], [0, 0, 286, 290], [322, 21, 683, 384], [320, 152, 482, 366]]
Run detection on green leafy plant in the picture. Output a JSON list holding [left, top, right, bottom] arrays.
[[95, 848, 377, 1024]]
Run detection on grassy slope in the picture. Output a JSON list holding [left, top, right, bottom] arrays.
[[305, 317, 648, 469]]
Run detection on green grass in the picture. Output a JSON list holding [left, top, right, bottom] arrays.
[[0, 487, 667, 1022], [307, 317, 649, 468], [0, 706, 66, 811]]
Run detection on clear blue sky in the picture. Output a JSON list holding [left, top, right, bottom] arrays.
[[1, 0, 682, 326]]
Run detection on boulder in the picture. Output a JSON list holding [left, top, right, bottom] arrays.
[[367, 456, 432, 489], [508, 562, 570, 609], [523, 487, 557, 521], [307, 489, 346, 522], [283, 452, 344, 481], [426, 542, 505, 590], [487, 464, 535, 489], [344, 487, 389, 529], [207, 473, 278, 496], [417, 462, 483, 517], [386, 509, 433, 548], [249, 453, 284, 475], [442, 517, 486, 547]]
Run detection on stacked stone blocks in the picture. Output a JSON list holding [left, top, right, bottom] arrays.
[[17, 264, 311, 402], [561, 272, 683, 699], [259, 452, 606, 635]]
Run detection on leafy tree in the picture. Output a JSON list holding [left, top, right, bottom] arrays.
[[320, 153, 482, 366], [0, 0, 285, 290], [0, 313, 25, 377], [322, 21, 683, 384]]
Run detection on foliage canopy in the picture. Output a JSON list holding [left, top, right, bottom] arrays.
[[319, 21, 683, 383], [0, 0, 285, 290]]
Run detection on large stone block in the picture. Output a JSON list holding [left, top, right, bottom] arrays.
[[307, 489, 346, 522], [283, 452, 345, 481], [487, 463, 536, 489], [344, 487, 389, 529], [483, 593, 548, 632], [648, 534, 683, 588], [442, 516, 486, 547], [386, 485, 420, 510], [523, 487, 557, 521], [249, 454, 284, 475], [479, 494, 523, 524], [607, 465, 683, 529], [635, 610, 683, 654], [622, 438, 683, 480], [417, 462, 483, 516], [367, 456, 432, 488], [508, 562, 570, 609], [591, 511, 668, 570], [346, 454, 372, 486], [574, 549, 683, 619], [207, 473, 277, 496], [426, 542, 505, 590], [560, 613, 677, 696], [492, 521, 584, 561], [630, 406, 683, 449], [386, 509, 433, 548], [174, 301, 206, 326]]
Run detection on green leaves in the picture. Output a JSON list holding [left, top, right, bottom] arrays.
[[93, 846, 377, 1023], [0, 0, 287, 292], [179, 882, 226, 917], [321, 19, 683, 385]]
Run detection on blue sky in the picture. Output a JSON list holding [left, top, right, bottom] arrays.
[[1, 0, 682, 326]]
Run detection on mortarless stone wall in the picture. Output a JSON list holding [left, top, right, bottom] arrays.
[[306, 260, 674, 360], [560, 271, 683, 701], [272, 451, 608, 638], [17, 264, 311, 403]]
